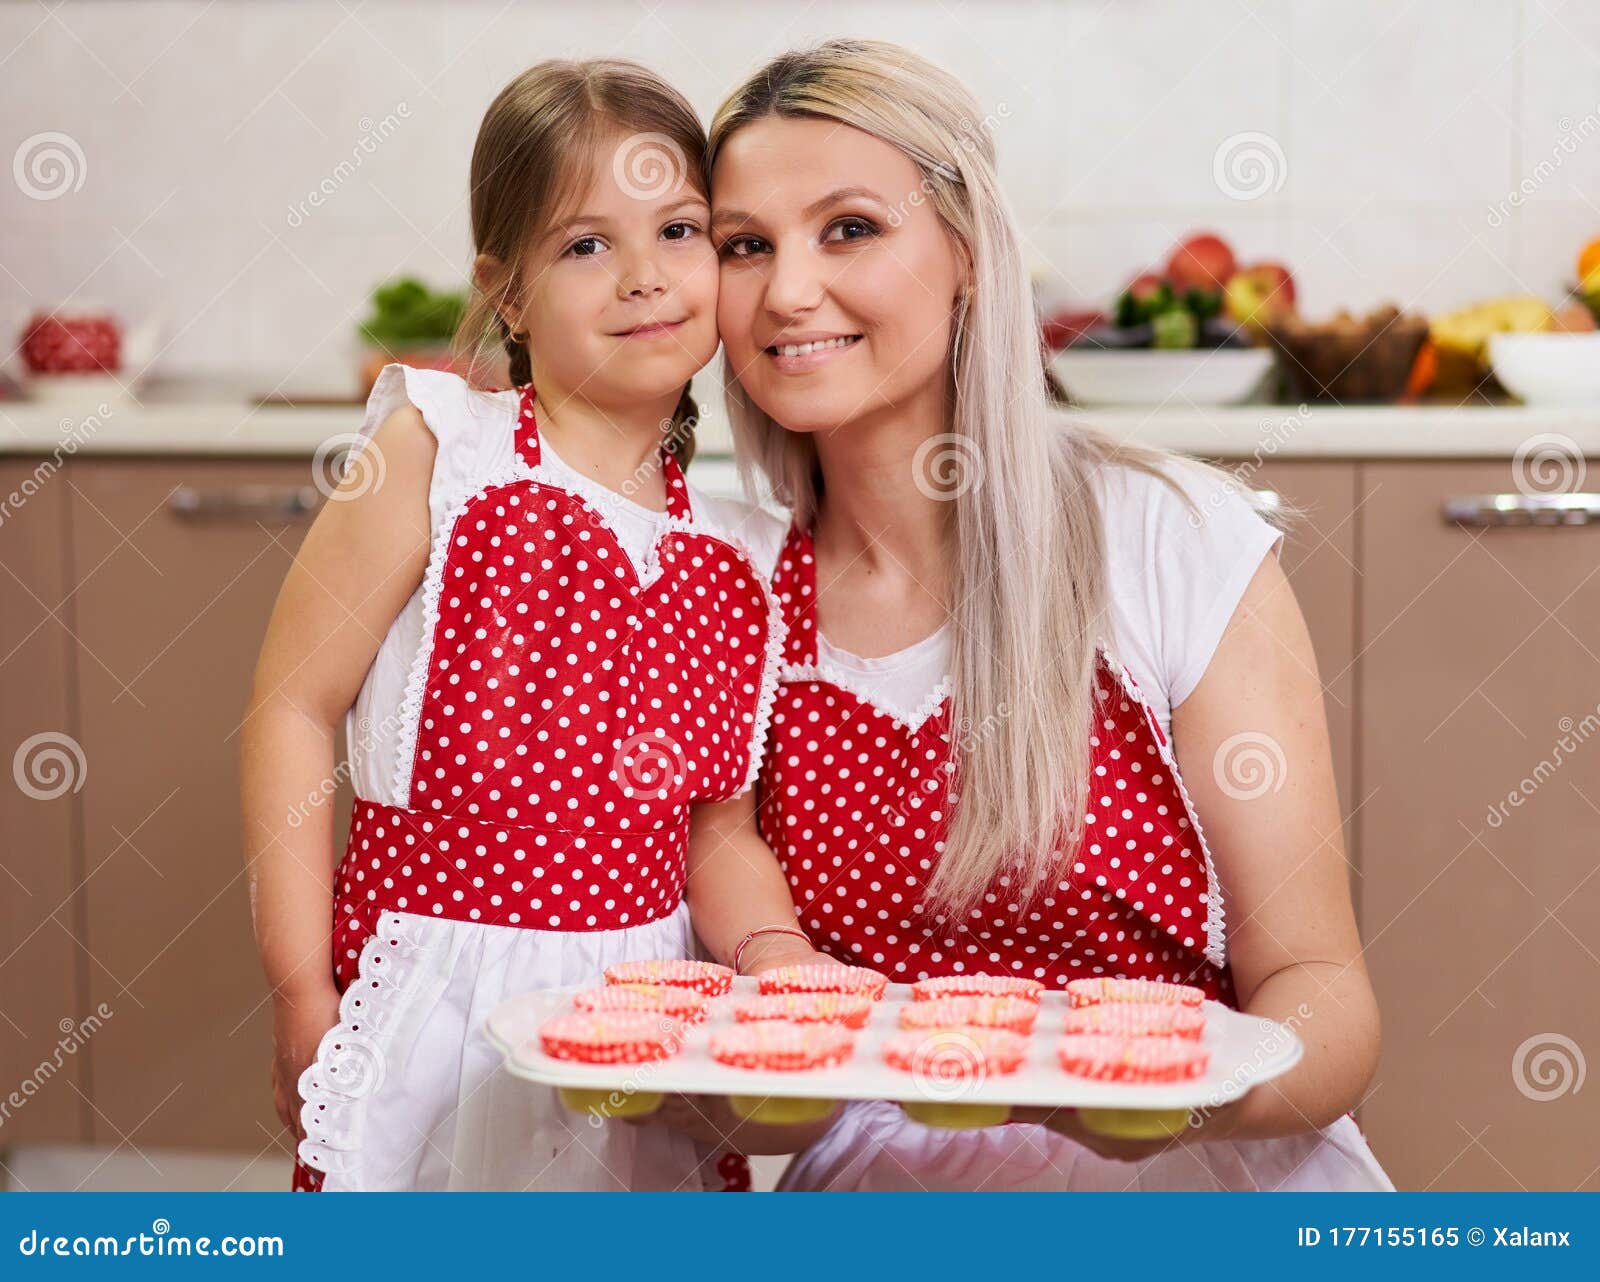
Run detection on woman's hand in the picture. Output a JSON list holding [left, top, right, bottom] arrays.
[[270, 983, 343, 1142], [736, 938, 833, 978]]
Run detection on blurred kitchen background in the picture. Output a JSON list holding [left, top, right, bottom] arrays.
[[2, 0, 1598, 1193]]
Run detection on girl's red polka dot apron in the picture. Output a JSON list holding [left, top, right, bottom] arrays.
[[758, 524, 1234, 1002], [293, 385, 776, 1192]]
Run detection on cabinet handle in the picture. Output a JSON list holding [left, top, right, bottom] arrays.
[[167, 485, 321, 522], [1443, 493, 1600, 527]]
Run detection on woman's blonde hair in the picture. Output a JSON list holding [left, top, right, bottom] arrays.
[[708, 39, 1286, 915], [454, 58, 706, 464]]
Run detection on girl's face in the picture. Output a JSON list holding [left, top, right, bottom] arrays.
[[712, 116, 965, 435], [509, 131, 719, 409]]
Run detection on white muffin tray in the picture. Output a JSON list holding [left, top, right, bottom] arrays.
[[486, 976, 1302, 1122]]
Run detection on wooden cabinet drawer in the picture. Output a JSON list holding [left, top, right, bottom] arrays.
[[1356, 460, 1600, 1191], [0, 462, 87, 1143], [66, 460, 349, 1152]]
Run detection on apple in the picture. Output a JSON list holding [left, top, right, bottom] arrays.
[[1041, 308, 1104, 350], [1224, 262, 1297, 328], [1126, 271, 1168, 303], [1166, 233, 1237, 295]]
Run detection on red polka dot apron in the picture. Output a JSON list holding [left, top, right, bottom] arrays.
[[293, 385, 776, 1192], [757, 524, 1235, 1003]]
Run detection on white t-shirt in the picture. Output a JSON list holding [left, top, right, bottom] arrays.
[[343, 364, 784, 807], [795, 458, 1284, 742]]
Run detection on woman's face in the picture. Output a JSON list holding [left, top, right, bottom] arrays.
[[712, 116, 965, 435]]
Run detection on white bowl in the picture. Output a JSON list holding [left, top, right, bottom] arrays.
[[1489, 332, 1600, 406], [1050, 347, 1274, 407]]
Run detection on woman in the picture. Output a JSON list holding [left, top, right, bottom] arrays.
[[684, 39, 1393, 1191]]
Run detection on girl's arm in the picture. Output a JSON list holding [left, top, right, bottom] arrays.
[[685, 789, 825, 975], [1023, 550, 1380, 1157], [240, 406, 435, 1139]]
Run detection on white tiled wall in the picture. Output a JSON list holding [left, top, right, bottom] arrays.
[[3, 0, 1597, 395]]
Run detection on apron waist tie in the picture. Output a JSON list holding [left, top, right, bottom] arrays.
[[334, 797, 688, 936]]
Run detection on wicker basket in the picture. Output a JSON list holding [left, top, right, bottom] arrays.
[[1261, 305, 1429, 402]]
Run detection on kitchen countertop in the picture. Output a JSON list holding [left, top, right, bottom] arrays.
[[4, 393, 1599, 460]]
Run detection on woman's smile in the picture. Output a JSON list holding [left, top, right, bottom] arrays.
[[763, 331, 864, 372]]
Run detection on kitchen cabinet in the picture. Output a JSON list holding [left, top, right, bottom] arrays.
[[64, 459, 349, 1153], [0, 462, 88, 1144], [1355, 461, 1600, 1192]]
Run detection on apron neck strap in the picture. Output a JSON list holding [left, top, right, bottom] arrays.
[[515, 384, 693, 521], [773, 523, 819, 665]]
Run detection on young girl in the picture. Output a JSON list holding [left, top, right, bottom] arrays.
[[241, 59, 800, 1192]]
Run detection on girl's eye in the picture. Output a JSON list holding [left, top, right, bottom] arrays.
[[565, 235, 605, 258], [718, 234, 770, 260], [824, 216, 879, 244], [662, 221, 700, 242]]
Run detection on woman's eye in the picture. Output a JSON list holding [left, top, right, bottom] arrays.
[[824, 217, 879, 244], [718, 235, 769, 259], [661, 220, 700, 242], [565, 235, 605, 258]]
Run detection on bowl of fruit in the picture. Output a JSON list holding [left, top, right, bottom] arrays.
[[1045, 233, 1286, 407]]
